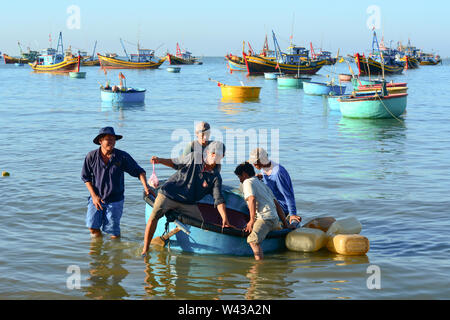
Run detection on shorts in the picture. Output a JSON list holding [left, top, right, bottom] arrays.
[[148, 193, 204, 222], [86, 197, 124, 236], [247, 218, 279, 244]]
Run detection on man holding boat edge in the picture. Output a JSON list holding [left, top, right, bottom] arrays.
[[234, 162, 292, 260], [249, 147, 302, 226], [81, 126, 152, 239], [141, 140, 232, 256]]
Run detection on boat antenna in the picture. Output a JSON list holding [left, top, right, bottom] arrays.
[[290, 13, 295, 47], [120, 38, 130, 61]]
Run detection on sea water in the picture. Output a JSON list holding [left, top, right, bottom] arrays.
[[0, 57, 449, 299]]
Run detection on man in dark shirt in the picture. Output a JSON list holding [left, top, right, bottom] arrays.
[[141, 141, 231, 255], [81, 127, 151, 239]]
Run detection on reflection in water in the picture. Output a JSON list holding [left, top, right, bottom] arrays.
[[101, 101, 146, 112], [143, 250, 297, 300], [338, 117, 407, 141], [83, 237, 130, 299], [218, 99, 260, 115]]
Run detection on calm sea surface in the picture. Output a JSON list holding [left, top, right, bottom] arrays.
[[0, 57, 449, 300]]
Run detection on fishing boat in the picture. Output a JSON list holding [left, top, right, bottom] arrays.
[[98, 39, 166, 69], [310, 43, 337, 65], [354, 31, 405, 76], [167, 43, 202, 65], [98, 53, 165, 69], [418, 53, 441, 65], [3, 53, 28, 64], [225, 54, 247, 71], [144, 184, 291, 255], [356, 85, 408, 94], [81, 41, 100, 66], [277, 75, 311, 88], [244, 31, 325, 75], [303, 81, 347, 96], [18, 42, 39, 63], [29, 32, 79, 73], [339, 88, 407, 119]]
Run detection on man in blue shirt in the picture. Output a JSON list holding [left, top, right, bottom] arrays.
[[248, 148, 302, 225], [81, 127, 151, 239]]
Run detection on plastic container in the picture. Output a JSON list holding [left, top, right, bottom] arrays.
[[326, 234, 370, 256], [303, 217, 336, 233], [326, 217, 362, 235], [285, 227, 326, 252]]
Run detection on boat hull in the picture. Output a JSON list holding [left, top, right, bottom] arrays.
[[245, 55, 325, 75], [339, 93, 407, 119], [144, 186, 289, 256], [303, 81, 347, 96], [29, 57, 79, 73], [354, 54, 404, 75], [81, 59, 100, 66], [98, 54, 165, 69], [100, 88, 146, 103]]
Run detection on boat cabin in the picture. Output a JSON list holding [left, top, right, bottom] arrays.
[[130, 49, 155, 62], [280, 46, 310, 64], [35, 48, 64, 65]]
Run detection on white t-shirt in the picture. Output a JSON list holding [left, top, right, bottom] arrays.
[[242, 176, 279, 221]]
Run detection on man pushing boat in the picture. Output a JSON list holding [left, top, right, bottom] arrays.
[[141, 141, 232, 256]]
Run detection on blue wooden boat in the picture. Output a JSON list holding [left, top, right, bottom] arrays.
[[100, 87, 146, 103], [167, 66, 181, 73], [144, 185, 291, 256], [264, 72, 281, 80], [339, 93, 407, 119], [326, 91, 378, 111], [277, 75, 311, 88], [303, 81, 346, 96]]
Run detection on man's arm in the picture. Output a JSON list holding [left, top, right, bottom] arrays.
[[85, 181, 104, 210], [245, 196, 257, 233], [151, 156, 175, 169], [274, 199, 290, 229], [139, 172, 155, 197]]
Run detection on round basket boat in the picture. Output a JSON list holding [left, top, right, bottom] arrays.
[[167, 66, 181, 73], [69, 72, 86, 78], [220, 85, 261, 100], [100, 87, 146, 103]]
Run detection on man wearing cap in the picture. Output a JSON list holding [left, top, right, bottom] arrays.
[[182, 121, 212, 163], [141, 140, 232, 256], [249, 148, 302, 225], [81, 127, 151, 239]]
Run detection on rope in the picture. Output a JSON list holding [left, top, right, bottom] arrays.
[[373, 92, 405, 123]]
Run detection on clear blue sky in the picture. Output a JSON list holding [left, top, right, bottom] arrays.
[[0, 0, 448, 57]]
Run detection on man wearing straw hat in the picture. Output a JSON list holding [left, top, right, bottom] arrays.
[[81, 126, 151, 239], [248, 147, 302, 226]]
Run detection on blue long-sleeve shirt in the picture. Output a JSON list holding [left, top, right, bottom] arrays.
[[262, 163, 297, 216], [81, 148, 145, 203]]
